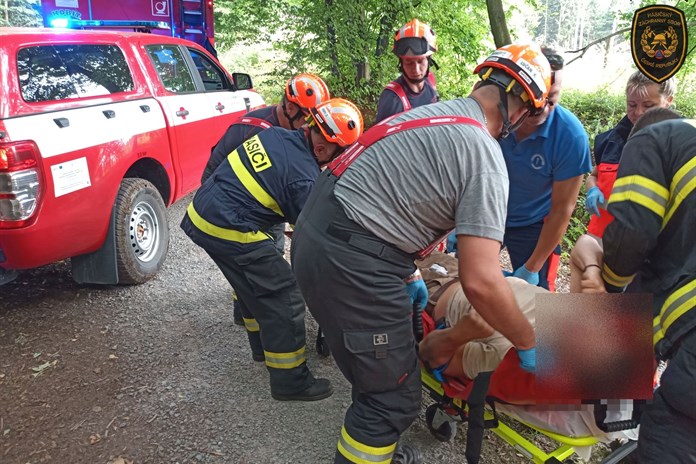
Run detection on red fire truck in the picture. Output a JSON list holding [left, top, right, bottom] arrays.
[[39, 0, 216, 51]]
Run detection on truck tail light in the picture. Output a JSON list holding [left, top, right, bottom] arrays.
[[0, 141, 43, 228]]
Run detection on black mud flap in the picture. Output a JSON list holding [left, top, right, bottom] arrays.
[[71, 204, 119, 285], [0, 267, 19, 285]]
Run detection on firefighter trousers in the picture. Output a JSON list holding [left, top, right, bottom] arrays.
[[206, 242, 314, 396], [292, 172, 422, 463], [638, 328, 696, 463]]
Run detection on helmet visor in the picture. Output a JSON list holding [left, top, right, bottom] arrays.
[[394, 37, 430, 57]]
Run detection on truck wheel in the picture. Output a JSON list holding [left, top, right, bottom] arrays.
[[114, 178, 169, 284]]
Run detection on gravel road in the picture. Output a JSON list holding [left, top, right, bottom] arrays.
[[0, 194, 581, 464]]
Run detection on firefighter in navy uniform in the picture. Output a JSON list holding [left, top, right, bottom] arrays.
[[374, 18, 439, 123], [200, 73, 330, 329], [182, 98, 363, 401], [600, 118, 696, 462]]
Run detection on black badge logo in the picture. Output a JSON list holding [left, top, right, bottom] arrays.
[[631, 5, 688, 83]]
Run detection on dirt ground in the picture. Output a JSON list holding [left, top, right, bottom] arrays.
[[0, 195, 624, 464]]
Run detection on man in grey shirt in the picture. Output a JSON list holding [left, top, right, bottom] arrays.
[[291, 42, 551, 464]]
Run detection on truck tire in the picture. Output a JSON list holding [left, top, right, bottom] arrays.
[[114, 178, 169, 284]]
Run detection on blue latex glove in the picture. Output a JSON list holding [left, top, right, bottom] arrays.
[[406, 277, 428, 310], [446, 232, 458, 254], [502, 270, 513, 277], [512, 265, 539, 286], [518, 347, 536, 373], [585, 186, 605, 217]]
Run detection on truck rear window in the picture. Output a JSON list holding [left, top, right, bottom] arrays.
[[17, 44, 134, 103]]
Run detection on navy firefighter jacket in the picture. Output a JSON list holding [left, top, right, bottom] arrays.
[[181, 127, 319, 254], [201, 105, 279, 183]]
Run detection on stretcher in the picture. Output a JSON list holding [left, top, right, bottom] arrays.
[[417, 311, 641, 464]]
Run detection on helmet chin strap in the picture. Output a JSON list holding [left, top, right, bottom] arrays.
[[399, 60, 429, 85], [282, 98, 304, 128], [496, 85, 529, 140]]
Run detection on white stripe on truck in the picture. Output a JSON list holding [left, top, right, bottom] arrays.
[[3, 98, 166, 159]]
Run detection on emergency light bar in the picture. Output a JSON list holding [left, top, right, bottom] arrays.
[[49, 19, 170, 31]]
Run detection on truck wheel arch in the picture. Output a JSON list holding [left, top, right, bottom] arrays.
[[71, 158, 172, 285]]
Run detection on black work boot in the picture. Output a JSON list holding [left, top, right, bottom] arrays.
[[392, 444, 423, 464], [232, 298, 244, 326], [271, 378, 333, 402]]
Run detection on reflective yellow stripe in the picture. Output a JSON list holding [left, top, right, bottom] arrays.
[[662, 156, 696, 230], [186, 203, 270, 243], [608, 175, 668, 218], [601, 263, 634, 288], [654, 278, 696, 346], [653, 315, 665, 346], [227, 149, 283, 217], [336, 426, 396, 464], [243, 317, 259, 332], [264, 346, 306, 369]]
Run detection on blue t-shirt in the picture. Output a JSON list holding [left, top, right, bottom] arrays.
[[499, 104, 592, 227]]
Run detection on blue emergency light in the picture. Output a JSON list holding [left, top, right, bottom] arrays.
[[49, 19, 170, 31]]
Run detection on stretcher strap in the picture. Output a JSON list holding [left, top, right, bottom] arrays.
[[466, 371, 492, 464]]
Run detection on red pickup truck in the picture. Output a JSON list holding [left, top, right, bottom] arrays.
[[0, 27, 265, 285]]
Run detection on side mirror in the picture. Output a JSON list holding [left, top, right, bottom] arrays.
[[232, 73, 253, 90]]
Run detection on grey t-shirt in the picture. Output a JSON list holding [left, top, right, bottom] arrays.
[[334, 97, 509, 254]]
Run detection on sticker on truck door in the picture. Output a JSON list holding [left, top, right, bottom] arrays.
[[51, 157, 92, 197]]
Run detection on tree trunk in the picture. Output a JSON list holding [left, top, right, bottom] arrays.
[[375, 8, 399, 58], [486, 0, 511, 47], [604, 6, 619, 68], [324, 0, 340, 77]]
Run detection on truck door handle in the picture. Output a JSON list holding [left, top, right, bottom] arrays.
[[53, 117, 70, 128], [215, 103, 225, 111], [140, 105, 151, 113], [103, 110, 116, 119], [176, 109, 190, 117], [244, 97, 251, 112]]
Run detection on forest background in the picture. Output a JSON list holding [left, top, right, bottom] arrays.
[[4, 0, 696, 254]]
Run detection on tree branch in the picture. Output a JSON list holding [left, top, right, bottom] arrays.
[[565, 21, 696, 66], [565, 27, 630, 65]]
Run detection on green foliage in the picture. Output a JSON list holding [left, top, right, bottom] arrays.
[[1, 0, 42, 27], [214, 0, 491, 121], [562, 90, 625, 145]]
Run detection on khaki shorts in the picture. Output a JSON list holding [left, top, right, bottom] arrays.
[[442, 277, 540, 379]]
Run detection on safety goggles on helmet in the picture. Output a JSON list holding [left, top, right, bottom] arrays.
[[544, 53, 564, 71], [308, 98, 364, 148], [393, 18, 437, 58], [543, 53, 564, 86], [394, 37, 433, 57], [285, 73, 330, 110], [473, 42, 551, 113]]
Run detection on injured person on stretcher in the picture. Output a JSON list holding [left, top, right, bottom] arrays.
[[416, 252, 639, 459]]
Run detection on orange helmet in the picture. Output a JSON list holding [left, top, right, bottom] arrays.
[[285, 73, 330, 110], [308, 98, 364, 147], [393, 19, 437, 58], [473, 42, 551, 114]]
